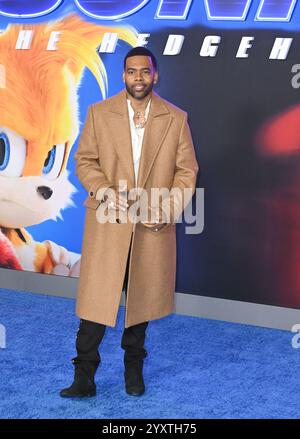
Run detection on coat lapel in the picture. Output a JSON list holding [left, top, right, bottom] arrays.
[[137, 92, 172, 188], [106, 89, 173, 189], [106, 89, 135, 187]]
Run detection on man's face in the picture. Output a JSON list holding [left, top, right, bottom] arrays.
[[123, 55, 158, 100]]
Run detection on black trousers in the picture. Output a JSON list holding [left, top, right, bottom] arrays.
[[74, 236, 149, 367]]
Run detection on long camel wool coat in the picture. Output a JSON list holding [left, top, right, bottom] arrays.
[[74, 89, 199, 328]]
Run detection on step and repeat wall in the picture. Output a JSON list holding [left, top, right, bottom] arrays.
[[1, 0, 300, 309]]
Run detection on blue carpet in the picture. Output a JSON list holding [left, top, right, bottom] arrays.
[[0, 288, 299, 419]]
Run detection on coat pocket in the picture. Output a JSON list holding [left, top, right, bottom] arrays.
[[83, 196, 101, 210]]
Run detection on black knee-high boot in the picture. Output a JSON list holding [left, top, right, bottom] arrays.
[[121, 320, 149, 396], [60, 319, 106, 398]]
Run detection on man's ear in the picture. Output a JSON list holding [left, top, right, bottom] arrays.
[[154, 71, 159, 84], [122, 71, 125, 82]]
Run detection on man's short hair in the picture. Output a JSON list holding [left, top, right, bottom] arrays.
[[124, 47, 158, 71]]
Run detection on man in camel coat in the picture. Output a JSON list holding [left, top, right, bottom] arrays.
[[60, 47, 199, 398]]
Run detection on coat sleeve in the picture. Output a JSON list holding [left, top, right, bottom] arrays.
[[161, 112, 199, 225], [74, 105, 113, 199]]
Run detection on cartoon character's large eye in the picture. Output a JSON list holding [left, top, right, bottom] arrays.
[[0, 127, 26, 177], [42, 143, 66, 180]]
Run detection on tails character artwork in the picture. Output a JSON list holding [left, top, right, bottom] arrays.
[[0, 14, 137, 276]]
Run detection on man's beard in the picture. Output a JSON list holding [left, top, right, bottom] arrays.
[[125, 82, 154, 100]]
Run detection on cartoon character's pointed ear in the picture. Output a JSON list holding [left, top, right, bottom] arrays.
[[54, 14, 138, 96]]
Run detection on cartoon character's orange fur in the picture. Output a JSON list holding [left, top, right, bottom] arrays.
[[0, 14, 137, 275]]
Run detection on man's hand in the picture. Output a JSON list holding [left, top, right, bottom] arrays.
[[141, 206, 168, 232], [97, 186, 129, 212]]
